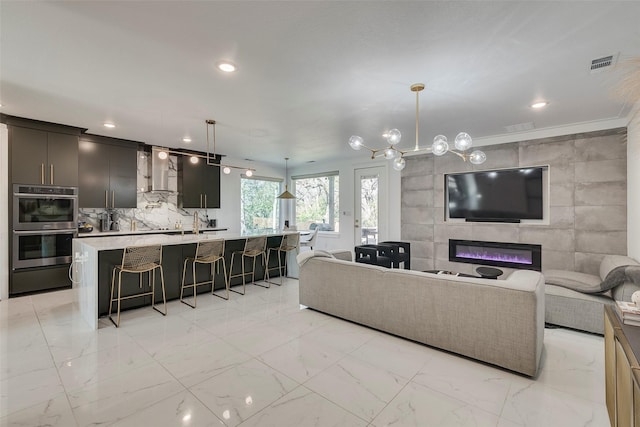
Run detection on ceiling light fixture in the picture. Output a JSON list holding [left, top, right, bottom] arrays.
[[103, 122, 115, 128], [182, 137, 192, 143], [205, 119, 254, 176], [277, 158, 295, 199], [531, 101, 548, 109], [348, 83, 486, 170], [217, 61, 237, 73]]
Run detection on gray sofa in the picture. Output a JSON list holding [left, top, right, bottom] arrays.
[[545, 255, 640, 334], [297, 250, 545, 377]]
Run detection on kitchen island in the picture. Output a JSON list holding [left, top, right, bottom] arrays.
[[73, 231, 300, 330]]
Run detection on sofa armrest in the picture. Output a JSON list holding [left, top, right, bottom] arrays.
[[600, 255, 640, 281], [329, 249, 352, 262]]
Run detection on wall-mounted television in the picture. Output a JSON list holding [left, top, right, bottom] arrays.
[[446, 166, 545, 222]]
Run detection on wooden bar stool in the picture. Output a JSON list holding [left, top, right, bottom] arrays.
[[108, 244, 166, 327], [180, 238, 229, 308], [228, 236, 267, 294], [266, 233, 299, 286]]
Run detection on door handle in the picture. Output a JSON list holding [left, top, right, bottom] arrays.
[[50, 164, 54, 184]]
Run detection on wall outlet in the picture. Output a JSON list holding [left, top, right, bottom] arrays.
[[74, 252, 88, 264]]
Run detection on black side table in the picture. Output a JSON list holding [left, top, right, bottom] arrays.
[[476, 266, 504, 279]]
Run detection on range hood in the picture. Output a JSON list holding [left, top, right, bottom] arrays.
[[144, 146, 174, 193]]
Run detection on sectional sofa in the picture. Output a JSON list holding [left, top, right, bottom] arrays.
[[297, 250, 545, 377], [544, 255, 640, 334]]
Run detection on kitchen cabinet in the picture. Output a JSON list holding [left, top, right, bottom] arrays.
[[79, 137, 138, 208], [605, 305, 640, 426], [178, 156, 220, 208], [10, 126, 79, 186]]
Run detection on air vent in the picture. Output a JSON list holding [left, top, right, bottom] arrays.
[[590, 54, 618, 73], [504, 122, 535, 133]]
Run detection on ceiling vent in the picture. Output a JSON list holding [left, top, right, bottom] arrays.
[[590, 54, 618, 73], [505, 122, 535, 133]]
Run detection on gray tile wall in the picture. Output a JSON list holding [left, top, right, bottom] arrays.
[[401, 128, 627, 275]]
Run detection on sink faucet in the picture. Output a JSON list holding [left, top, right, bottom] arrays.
[[193, 211, 199, 235]]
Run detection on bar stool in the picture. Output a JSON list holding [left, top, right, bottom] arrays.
[[180, 238, 229, 308], [228, 236, 267, 295], [109, 244, 167, 327], [266, 233, 300, 286]]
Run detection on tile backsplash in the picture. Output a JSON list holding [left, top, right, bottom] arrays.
[[79, 153, 217, 231]]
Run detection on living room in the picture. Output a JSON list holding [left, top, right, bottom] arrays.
[[2, 2, 640, 426]]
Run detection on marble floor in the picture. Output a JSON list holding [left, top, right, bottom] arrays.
[[1, 279, 608, 427]]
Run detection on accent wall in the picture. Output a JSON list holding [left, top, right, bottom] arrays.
[[401, 128, 627, 275]]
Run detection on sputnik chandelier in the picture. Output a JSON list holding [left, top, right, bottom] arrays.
[[348, 83, 487, 171]]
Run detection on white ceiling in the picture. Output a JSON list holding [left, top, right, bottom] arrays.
[[1, 1, 639, 169]]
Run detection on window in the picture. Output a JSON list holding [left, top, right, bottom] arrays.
[[240, 176, 281, 233], [292, 172, 339, 232]]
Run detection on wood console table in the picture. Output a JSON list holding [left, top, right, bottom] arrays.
[[605, 305, 640, 426]]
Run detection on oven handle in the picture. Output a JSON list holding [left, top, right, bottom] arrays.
[[13, 193, 78, 199], [14, 229, 77, 236]]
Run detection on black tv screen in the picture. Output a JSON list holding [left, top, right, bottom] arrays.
[[446, 167, 544, 221]]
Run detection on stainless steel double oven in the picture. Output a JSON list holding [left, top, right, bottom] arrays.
[[12, 184, 78, 269]]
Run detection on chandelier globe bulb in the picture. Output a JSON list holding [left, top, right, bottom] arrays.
[[349, 135, 364, 150], [384, 147, 397, 160], [393, 157, 406, 171], [469, 150, 487, 165], [386, 129, 401, 145], [432, 135, 449, 156], [454, 132, 473, 151]]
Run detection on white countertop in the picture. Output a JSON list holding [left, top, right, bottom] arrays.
[[76, 227, 228, 238], [75, 230, 298, 251]]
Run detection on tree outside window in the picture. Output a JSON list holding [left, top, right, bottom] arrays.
[[292, 173, 339, 231], [240, 177, 281, 233]]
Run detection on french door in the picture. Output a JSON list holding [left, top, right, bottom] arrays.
[[354, 166, 388, 246]]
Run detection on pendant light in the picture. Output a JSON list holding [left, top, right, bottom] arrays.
[[277, 158, 295, 199]]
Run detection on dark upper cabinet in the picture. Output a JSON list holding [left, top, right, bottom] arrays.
[[10, 125, 79, 187], [178, 156, 220, 209], [78, 137, 138, 208]]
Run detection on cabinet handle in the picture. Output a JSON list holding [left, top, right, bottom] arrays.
[[50, 164, 54, 185], [204, 194, 207, 208], [105, 190, 108, 209], [200, 194, 203, 209], [41, 163, 45, 185], [112, 191, 115, 208]]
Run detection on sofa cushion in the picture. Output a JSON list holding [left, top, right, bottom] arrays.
[[544, 270, 602, 293]]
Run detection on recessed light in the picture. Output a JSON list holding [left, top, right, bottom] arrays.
[[157, 151, 168, 160], [531, 101, 548, 109], [0, 103, 3, 108], [223, 167, 231, 175], [182, 137, 192, 143], [103, 122, 116, 128], [217, 61, 237, 73], [245, 170, 253, 177], [189, 156, 199, 164]]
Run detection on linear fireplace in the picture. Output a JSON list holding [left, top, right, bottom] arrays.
[[449, 239, 542, 271]]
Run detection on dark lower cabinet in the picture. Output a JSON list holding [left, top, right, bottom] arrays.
[[10, 265, 72, 295], [97, 237, 286, 316]]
